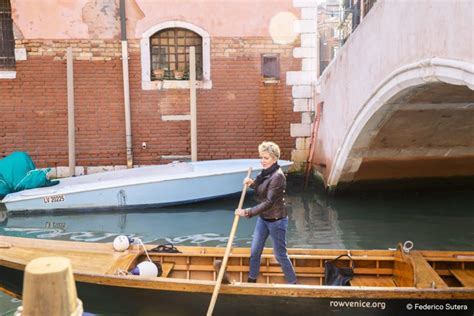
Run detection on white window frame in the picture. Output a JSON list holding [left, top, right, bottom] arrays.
[[140, 21, 211, 90], [0, 49, 26, 79]]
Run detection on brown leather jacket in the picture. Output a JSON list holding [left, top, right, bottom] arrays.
[[247, 168, 287, 219]]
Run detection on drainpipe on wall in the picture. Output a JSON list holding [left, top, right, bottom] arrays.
[[120, 0, 133, 168]]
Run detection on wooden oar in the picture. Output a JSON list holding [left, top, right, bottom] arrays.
[[207, 167, 252, 316]]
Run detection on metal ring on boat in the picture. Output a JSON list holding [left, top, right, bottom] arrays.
[[403, 240, 414, 254]]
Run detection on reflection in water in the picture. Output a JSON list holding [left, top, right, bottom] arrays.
[[1, 185, 473, 251], [286, 192, 345, 249], [0, 199, 257, 247], [0, 296, 20, 316], [325, 189, 474, 250]]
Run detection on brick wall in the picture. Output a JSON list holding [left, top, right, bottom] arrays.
[[0, 38, 300, 167]]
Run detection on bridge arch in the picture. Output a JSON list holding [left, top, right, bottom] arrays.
[[327, 58, 474, 188]]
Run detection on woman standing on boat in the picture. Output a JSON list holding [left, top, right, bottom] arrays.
[[235, 141, 297, 284]]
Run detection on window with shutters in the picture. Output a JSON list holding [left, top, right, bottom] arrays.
[[261, 54, 280, 81], [0, 0, 15, 70]]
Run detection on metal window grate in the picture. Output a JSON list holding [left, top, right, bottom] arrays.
[[150, 28, 203, 80], [261, 54, 280, 79], [0, 0, 15, 70]]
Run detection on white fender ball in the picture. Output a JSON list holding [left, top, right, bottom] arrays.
[[132, 261, 159, 277], [113, 235, 130, 251]]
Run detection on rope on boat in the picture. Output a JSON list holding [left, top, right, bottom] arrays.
[[133, 238, 153, 262], [114, 237, 155, 276], [116, 269, 128, 276]]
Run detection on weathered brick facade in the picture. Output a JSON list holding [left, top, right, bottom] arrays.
[[1, 37, 300, 168]]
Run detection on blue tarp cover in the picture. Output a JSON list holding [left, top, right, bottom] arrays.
[[0, 152, 59, 199]]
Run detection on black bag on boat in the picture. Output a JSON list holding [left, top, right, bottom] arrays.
[[149, 244, 181, 253], [324, 254, 354, 286]]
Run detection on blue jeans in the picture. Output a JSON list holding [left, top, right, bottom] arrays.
[[248, 216, 297, 284]]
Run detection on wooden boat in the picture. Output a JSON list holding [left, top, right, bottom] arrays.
[[1, 159, 291, 213], [0, 236, 472, 315]]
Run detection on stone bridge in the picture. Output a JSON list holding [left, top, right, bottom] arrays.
[[300, 0, 473, 189]]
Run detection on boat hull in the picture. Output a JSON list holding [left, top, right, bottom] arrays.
[[1, 265, 472, 316], [0, 237, 473, 315], [2, 159, 290, 213]]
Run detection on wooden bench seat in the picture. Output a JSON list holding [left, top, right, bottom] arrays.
[[161, 262, 174, 277], [411, 252, 448, 288], [450, 269, 474, 287], [350, 276, 396, 287]]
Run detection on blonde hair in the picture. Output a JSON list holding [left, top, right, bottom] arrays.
[[258, 141, 281, 160]]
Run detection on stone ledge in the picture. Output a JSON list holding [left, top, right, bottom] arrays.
[[161, 155, 191, 161], [161, 115, 191, 121], [142, 80, 212, 90], [0, 71, 16, 79]]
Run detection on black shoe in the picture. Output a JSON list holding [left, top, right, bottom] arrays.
[[247, 277, 257, 283]]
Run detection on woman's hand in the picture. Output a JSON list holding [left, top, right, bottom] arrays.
[[243, 177, 254, 186], [235, 208, 247, 217]]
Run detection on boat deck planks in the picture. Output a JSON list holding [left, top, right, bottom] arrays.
[[450, 269, 474, 287], [350, 276, 397, 287], [1, 247, 118, 274]]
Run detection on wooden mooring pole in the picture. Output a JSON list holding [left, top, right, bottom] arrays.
[[15, 257, 83, 316], [67, 47, 76, 177], [189, 46, 197, 162]]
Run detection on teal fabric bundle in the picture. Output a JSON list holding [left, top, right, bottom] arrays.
[[0, 152, 59, 199]]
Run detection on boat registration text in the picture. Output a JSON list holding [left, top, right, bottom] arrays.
[[43, 195, 65, 204]]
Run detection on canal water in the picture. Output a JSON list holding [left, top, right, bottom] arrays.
[[0, 177, 473, 315]]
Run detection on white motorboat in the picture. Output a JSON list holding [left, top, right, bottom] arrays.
[[1, 159, 292, 213]]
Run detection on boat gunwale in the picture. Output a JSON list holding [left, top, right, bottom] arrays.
[[1, 236, 473, 259], [2, 262, 472, 300]]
